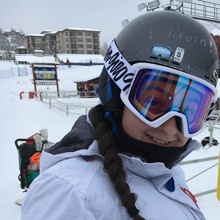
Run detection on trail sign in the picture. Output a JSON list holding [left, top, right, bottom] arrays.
[[32, 63, 60, 96]]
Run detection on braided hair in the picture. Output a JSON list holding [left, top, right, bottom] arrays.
[[89, 104, 145, 220]]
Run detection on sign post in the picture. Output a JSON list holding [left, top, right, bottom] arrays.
[[32, 63, 60, 97], [217, 150, 220, 201]]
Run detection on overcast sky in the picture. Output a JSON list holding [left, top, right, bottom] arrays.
[[1, 0, 220, 45]]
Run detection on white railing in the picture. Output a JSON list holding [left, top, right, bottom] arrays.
[[180, 156, 219, 198], [206, 109, 220, 148], [34, 91, 99, 116]]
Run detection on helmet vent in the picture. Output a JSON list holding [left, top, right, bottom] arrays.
[[160, 58, 169, 62], [150, 56, 180, 66], [171, 61, 179, 66], [150, 56, 158, 60]]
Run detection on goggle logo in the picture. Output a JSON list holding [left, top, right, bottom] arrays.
[[151, 45, 172, 59]]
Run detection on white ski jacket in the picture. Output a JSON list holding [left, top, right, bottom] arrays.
[[21, 116, 206, 220]]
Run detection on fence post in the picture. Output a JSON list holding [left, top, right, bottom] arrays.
[[19, 91, 24, 100], [25, 66, 28, 75], [49, 98, 52, 109], [11, 67, 14, 77], [66, 105, 69, 116], [39, 92, 43, 101]]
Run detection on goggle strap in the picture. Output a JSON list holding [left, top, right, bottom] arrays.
[[107, 80, 113, 101], [104, 39, 135, 92], [206, 102, 215, 121]]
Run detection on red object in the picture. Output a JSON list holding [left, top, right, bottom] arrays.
[[213, 35, 220, 59], [26, 133, 41, 145], [66, 58, 70, 64], [180, 187, 199, 209], [29, 92, 35, 99]]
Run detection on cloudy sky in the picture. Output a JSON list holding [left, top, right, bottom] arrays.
[[1, 0, 220, 45]]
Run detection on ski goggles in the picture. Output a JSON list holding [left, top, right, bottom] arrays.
[[104, 40, 217, 137]]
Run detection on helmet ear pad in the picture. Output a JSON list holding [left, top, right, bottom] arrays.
[[98, 67, 124, 123]]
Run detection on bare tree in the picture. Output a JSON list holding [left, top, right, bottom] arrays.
[[100, 41, 108, 56]]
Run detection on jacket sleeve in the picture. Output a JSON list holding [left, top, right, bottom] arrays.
[[21, 173, 96, 220]]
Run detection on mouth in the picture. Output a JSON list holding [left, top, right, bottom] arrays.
[[147, 134, 171, 146]]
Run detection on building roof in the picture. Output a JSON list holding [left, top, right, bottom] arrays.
[[56, 54, 104, 64], [70, 65, 103, 82], [15, 54, 58, 64], [62, 27, 100, 32], [24, 34, 45, 37]]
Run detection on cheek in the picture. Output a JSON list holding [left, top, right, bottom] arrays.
[[121, 108, 151, 140], [176, 131, 189, 146]]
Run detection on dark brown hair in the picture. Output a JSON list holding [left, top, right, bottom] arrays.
[[89, 104, 145, 220]]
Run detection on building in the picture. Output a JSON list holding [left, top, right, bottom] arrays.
[[15, 46, 27, 54], [55, 28, 100, 54], [23, 34, 45, 54], [23, 28, 100, 55], [43, 31, 57, 55]]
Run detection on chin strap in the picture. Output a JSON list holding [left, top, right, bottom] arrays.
[[104, 111, 121, 142]]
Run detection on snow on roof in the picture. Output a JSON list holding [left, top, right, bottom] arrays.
[[44, 31, 57, 35], [16, 46, 26, 49], [14, 53, 103, 65], [34, 50, 44, 53], [15, 54, 58, 64], [62, 27, 100, 32], [57, 54, 104, 64], [24, 34, 45, 37], [66, 65, 103, 82]]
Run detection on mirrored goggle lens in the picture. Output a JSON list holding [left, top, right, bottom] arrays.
[[128, 69, 215, 134]]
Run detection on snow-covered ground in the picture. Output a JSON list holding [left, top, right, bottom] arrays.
[[0, 60, 219, 220]]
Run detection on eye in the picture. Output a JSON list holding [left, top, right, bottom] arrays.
[[148, 98, 165, 114], [150, 99, 163, 107]]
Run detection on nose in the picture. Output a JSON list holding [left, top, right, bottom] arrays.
[[158, 117, 178, 136]]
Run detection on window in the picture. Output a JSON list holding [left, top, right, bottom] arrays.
[[86, 32, 92, 36], [78, 44, 84, 48], [86, 38, 92, 43], [77, 31, 83, 36], [86, 44, 92, 49], [77, 38, 83, 42], [93, 39, 99, 44], [71, 44, 77, 49]]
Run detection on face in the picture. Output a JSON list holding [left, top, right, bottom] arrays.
[[121, 106, 189, 147]]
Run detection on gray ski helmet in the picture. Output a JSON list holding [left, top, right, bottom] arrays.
[[98, 10, 219, 122]]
